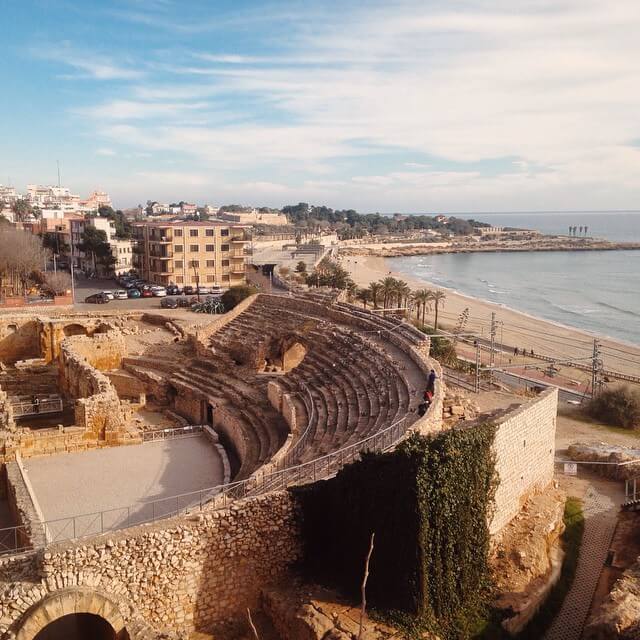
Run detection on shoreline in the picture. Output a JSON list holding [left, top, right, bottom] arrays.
[[339, 240, 640, 259], [339, 254, 640, 379]]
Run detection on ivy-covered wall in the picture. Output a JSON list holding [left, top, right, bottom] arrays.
[[294, 425, 497, 637]]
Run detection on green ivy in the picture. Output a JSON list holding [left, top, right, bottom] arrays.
[[293, 425, 497, 639]]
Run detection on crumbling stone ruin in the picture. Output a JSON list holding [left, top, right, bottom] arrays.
[[0, 294, 559, 639]]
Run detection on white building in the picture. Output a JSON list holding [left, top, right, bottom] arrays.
[[0, 185, 19, 205], [70, 217, 134, 275]]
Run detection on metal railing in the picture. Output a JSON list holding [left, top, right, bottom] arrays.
[[141, 425, 203, 442], [11, 396, 64, 418], [3, 409, 414, 556]]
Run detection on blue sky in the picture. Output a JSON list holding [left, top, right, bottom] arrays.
[[2, 0, 640, 211]]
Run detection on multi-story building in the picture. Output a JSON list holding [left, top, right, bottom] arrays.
[[133, 220, 250, 288], [0, 185, 19, 205], [70, 217, 135, 275], [80, 190, 112, 211]]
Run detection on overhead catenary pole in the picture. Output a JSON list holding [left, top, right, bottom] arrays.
[[475, 341, 481, 393], [489, 312, 496, 386]]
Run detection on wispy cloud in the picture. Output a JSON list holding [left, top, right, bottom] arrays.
[[35, 0, 640, 209]]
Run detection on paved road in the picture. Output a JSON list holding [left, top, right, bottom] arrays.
[[544, 484, 622, 640]]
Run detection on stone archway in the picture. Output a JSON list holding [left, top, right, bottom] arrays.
[[62, 323, 88, 338], [16, 588, 128, 640]]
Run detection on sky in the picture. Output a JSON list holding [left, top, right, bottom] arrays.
[[1, 0, 640, 212]]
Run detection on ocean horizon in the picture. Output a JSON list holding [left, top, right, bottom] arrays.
[[388, 212, 640, 346]]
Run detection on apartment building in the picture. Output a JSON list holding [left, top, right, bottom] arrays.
[[133, 220, 250, 287]]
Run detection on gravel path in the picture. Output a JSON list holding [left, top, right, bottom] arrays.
[[23, 435, 224, 541], [544, 484, 622, 640]]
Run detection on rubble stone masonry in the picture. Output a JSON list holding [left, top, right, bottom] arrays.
[[0, 491, 300, 639]]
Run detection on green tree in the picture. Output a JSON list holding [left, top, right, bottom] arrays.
[[221, 284, 258, 311], [356, 288, 372, 309], [412, 289, 432, 326], [368, 282, 383, 309], [430, 290, 447, 331], [78, 227, 116, 273], [98, 206, 132, 239], [295, 261, 307, 273], [11, 200, 33, 222], [380, 276, 398, 309]]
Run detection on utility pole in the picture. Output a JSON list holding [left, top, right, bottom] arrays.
[[70, 261, 76, 304], [57, 160, 61, 188], [489, 312, 496, 386], [474, 341, 481, 393], [591, 339, 603, 397]]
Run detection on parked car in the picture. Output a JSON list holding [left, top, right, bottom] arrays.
[[85, 293, 109, 304], [141, 289, 154, 298], [127, 289, 141, 299], [160, 297, 179, 309], [196, 285, 211, 295], [166, 284, 182, 295], [183, 285, 195, 295], [209, 286, 224, 295], [100, 290, 115, 300], [151, 286, 167, 297], [114, 290, 128, 300], [177, 297, 191, 308]]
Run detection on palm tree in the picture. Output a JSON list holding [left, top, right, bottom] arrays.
[[380, 276, 398, 309], [368, 282, 383, 309], [394, 280, 411, 311], [412, 289, 432, 327], [430, 290, 447, 331], [356, 288, 372, 309]]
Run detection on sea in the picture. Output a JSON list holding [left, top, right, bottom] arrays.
[[388, 212, 640, 346]]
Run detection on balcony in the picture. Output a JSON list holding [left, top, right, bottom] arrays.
[[149, 248, 174, 259], [230, 231, 251, 243], [230, 264, 246, 274]]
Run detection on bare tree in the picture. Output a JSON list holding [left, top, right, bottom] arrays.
[[43, 271, 72, 295], [358, 532, 376, 640], [0, 226, 47, 296]]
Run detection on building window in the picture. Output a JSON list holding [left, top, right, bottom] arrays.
[[175, 260, 183, 268], [206, 260, 215, 268], [174, 245, 183, 252], [205, 244, 215, 252], [221, 244, 229, 252], [174, 229, 183, 237], [205, 229, 214, 237], [176, 275, 183, 283], [190, 260, 200, 268], [189, 229, 198, 237], [222, 275, 230, 282], [206, 275, 215, 282], [221, 229, 229, 236], [221, 259, 230, 267], [190, 244, 198, 252]]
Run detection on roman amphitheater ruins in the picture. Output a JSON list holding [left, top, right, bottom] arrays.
[[0, 293, 559, 639]]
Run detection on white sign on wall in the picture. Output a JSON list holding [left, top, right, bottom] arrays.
[[564, 463, 578, 476]]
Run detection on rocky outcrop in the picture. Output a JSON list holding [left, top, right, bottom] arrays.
[[567, 443, 640, 480], [585, 559, 640, 639], [491, 488, 566, 634]]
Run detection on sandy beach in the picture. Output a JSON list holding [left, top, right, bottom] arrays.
[[340, 254, 640, 379]]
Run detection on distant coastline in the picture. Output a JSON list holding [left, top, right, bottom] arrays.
[[339, 237, 640, 258]]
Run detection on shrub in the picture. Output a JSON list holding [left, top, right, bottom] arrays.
[[220, 284, 257, 311], [42, 271, 72, 295], [587, 386, 640, 429]]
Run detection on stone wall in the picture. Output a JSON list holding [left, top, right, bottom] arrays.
[[0, 492, 300, 638], [491, 388, 558, 534], [58, 333, 131, 441], [0, 319, 40, 364]]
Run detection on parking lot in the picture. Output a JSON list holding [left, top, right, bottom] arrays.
[[72, 274, 218, 312]]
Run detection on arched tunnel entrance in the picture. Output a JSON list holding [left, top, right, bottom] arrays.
[[33, 613, 118, 640]]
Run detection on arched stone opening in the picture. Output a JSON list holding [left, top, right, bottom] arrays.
[[63, 323, 88, 338], [6, 323, 18, 334], [16, 588, 129, 640], [33, 613, 118, 640]]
